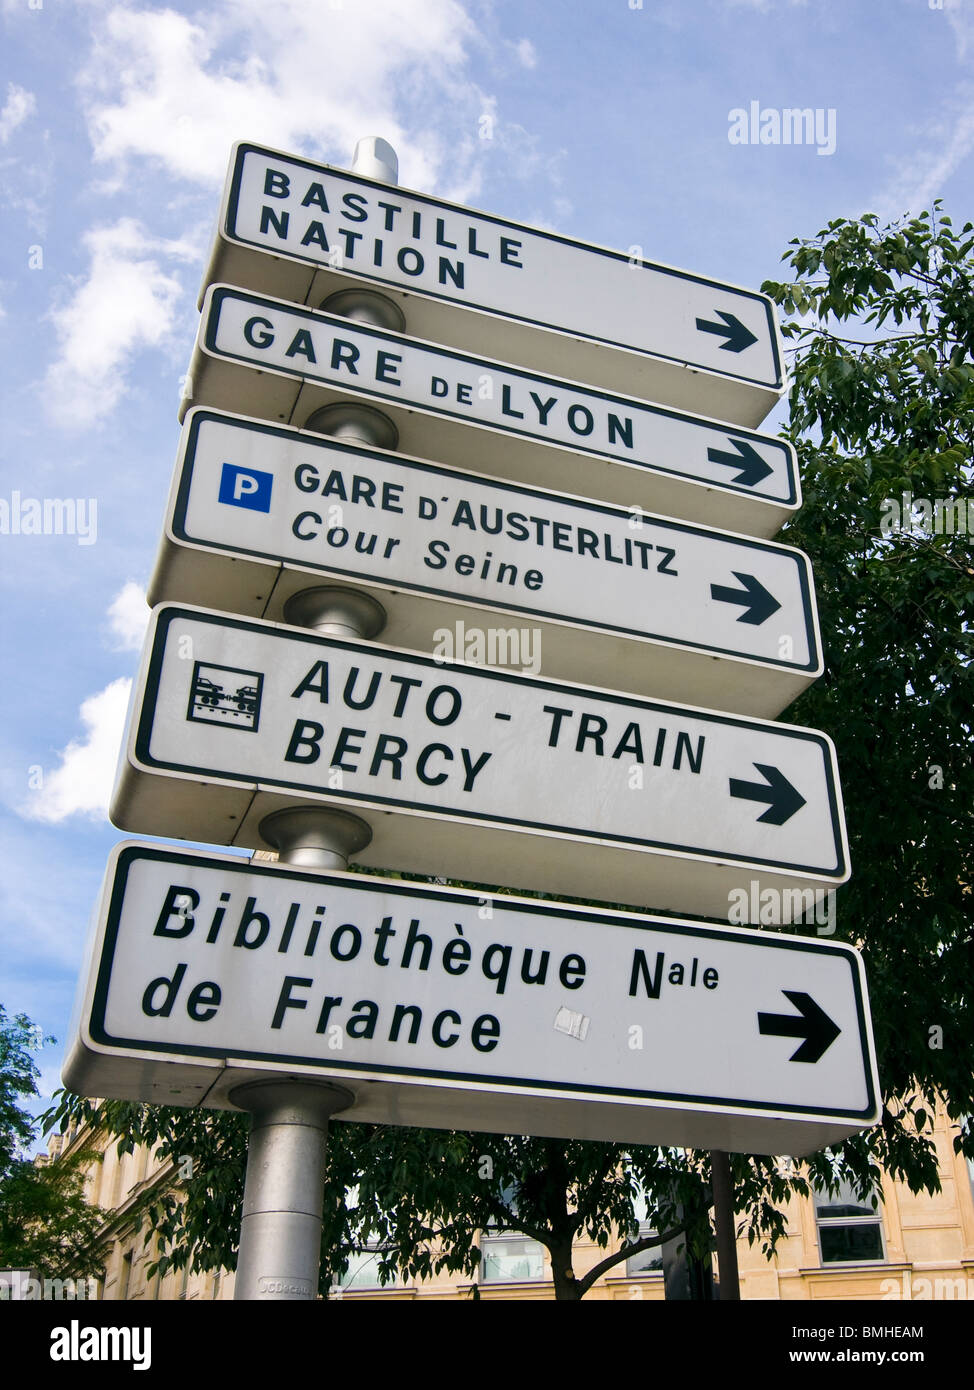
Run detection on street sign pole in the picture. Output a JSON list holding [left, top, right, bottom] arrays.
[[232, 1078, 351, 1302], [232, 587, 374, 1302], [64, 133, 870, 1307], [233, 318, 393, 1299]]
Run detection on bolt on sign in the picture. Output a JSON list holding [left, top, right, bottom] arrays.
[[110, 605, 849, 921], [65, 844, 879, 1154], [203, 142, 786, 427], [150, 408, 822, 716]]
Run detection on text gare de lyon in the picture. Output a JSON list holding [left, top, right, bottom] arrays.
[[257, 165, 526, 290], [238, 316, 638, 449], [275, 659, 707, 791]]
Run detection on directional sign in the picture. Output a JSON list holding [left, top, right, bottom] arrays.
[[204, 142, 787, 427], [150, 409, 821, 717], [111, 606, 849, 920], [182, 287, 800, 539], [64, 843, 879, 1153]]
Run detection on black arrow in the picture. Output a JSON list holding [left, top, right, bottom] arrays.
[[758, 990, 841, 1064], [707, 438, 774, 487], [711, 572, 781, 626], [694, 309, 758, 353], [729, 762, 806, 825]]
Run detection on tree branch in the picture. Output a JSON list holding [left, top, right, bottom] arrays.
[[577, 1223, 686, 1297]]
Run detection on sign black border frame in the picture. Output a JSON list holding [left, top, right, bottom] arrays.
[[88, 844, 876, 1123], [201, 286, 800, 509], [222, 142, 785, 394], [132, 606, 849, 880], [170, 409, 820, 674]]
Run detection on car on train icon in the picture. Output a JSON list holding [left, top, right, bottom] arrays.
[[192, 676, 224, 708], [186, 662, 264, 732], [233, 685, 260, 715]]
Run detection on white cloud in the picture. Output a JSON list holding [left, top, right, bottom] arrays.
[[23, 677, 132, 824], [0, 83, 36, 143], [79, 0, 487, 198], [513, 38, 537, 69], [107, 580, 149, 651], [42, 217, 195, 430], [869, 1, 974, 215], [874, 87, 974, 216], [945, 0, 974, 61], [489, 119, 567, 201]]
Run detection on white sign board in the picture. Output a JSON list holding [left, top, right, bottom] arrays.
[[182, 286, 800, 539], [64, 844, 879, 1154], [201, 145, 789, 428], [151, 409, 822, 717], [111, 605, 849, 920], [205, 142, 787, 427]]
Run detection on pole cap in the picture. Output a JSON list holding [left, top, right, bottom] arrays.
[[351, 136, 399, 185]]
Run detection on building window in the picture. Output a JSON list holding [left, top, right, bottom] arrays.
[[480, 1234, 545, 1283], [337, 1246, 397, 1291], [117, 1250, 133, 1301], [626, 1234, 663, 1276], [476, 1182, 546, 1283], [625, 1187, 663, 1276], [956, 1116, 974, 1200], [814, 1179, 885, 1264]]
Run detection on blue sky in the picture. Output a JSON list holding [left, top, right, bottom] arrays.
[[1, 0, 973, 1120]]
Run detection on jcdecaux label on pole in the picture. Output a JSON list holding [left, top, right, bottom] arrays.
[[64, 843, 879, 1154], [203, 142, 786, 427]]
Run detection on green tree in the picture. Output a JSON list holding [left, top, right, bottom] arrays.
[[45, 1096, 732, 1299], [763, 201, 974, 1184], [0, 1005, 105, 1281], [0, 1005, 45, 1176], [48, 202, 974, 1297]]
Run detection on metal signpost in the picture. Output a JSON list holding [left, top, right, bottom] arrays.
[[110, 603, 848, 920], [64, 136, 872, 1304], [65, 842, 879, 1156], [150, 407, 821, 716], [181, 286, 800, 538], [204, 141, 786, 426]]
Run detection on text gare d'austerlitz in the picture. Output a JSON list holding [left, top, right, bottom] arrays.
[[290, 459, 679, 592]]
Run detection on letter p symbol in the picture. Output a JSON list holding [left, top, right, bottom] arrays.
[[219, 463, 273, 512]]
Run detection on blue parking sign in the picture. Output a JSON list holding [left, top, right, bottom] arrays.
[[218, 463, 273, 512]]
